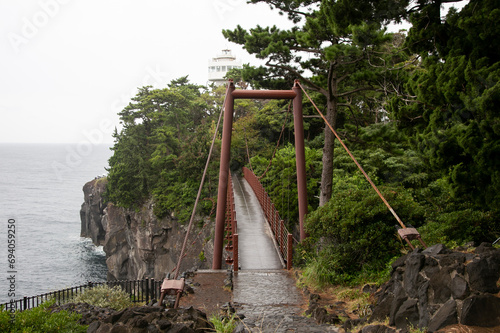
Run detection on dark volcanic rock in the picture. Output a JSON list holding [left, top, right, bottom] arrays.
[[51, 303, 213, 333], [460, 294, 500, 327], [428, 299, 457, 332], [80, 178, 108, 245], [80, 178, 217, 281], [394, 299, 419, 330], [368, 244, 500, 332]]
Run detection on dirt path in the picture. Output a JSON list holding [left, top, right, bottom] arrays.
[[180, 270, 232, 318]]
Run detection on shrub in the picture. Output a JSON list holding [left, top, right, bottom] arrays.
[[71, 285, 135, 310], [299, 182, 426, 286], [209, 313, 238, 333], [1, 299, 86, 333]]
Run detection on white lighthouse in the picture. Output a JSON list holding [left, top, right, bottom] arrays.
[[208, 49, 242, 86]]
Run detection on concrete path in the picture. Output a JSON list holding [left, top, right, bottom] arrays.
[[230, 174, 338, 332], [233, 270, 338, 332], [232, 174, 282, 270]]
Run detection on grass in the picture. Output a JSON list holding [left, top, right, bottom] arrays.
[[209, 313, 238, 333]]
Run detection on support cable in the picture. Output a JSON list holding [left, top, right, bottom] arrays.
[[172, 84, 229, 280], [297, 83, 408, 230]]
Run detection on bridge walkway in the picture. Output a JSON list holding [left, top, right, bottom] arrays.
[[230, 174, 338, 332], [231, 174, 282, 270]]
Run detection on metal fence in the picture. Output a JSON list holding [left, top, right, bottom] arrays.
[[1, 278, 163, 312], [225, 172, 238, 271]]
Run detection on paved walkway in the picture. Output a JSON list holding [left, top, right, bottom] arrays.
[[230, 175, 338, 332], [232, 174, 283, 270]]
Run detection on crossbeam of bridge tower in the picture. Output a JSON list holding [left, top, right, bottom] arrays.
[[212, 80, 308, 270]]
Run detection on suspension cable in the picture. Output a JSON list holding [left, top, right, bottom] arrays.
[[297, 83, 407, 230], [172, 84, 229, 280]]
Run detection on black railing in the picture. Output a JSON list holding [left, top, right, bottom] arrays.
[[1, 278, 163, 312]]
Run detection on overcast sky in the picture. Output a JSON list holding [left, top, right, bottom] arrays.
[[1, 1, 466, 144], [0, 0, 295, 144]]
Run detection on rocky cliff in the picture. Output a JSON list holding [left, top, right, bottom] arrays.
[[80, 178, 216, 281]]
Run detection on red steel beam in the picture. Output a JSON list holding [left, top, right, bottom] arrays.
[[212, 82, 235, 269], [232, 89, 297, 100], [212, 80, 308, 269], [293, 81, 308, 241]]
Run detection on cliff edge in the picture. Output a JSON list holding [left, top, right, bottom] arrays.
[[80, 178, 215, 281]]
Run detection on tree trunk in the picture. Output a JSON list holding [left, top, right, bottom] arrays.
[[319, 96, 338, 206]]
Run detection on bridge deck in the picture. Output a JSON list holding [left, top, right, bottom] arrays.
[[232, 174, 283, 270]]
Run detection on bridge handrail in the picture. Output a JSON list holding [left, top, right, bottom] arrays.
[[225, 173, 238, 270], [242, 167, 293, 269]]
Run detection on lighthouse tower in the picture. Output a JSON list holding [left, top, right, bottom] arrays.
[[208, 49, 242, 86]]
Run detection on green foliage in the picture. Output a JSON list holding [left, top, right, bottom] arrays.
[[199, 250, 206, 262], [250, 144, 322, 227], [0, 308, 11, 333], [71, 285, 135, 310], [101, 0, 500, 293], [300, 180, 425, 286], [393, 0, 500, 213], [209, 313, 238, 333], [1, 300, 86, 333], [223, 0, 408, 204], [105, 77, 219, 221]]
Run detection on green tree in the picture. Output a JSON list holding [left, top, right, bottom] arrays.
[[106, 77, 217, 220], [392, 0, 500, 213], [223, 0, 403, 206]]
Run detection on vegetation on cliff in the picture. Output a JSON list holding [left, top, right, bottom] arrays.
[[104, 0, 500, 286]]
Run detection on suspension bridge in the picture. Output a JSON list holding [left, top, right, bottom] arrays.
[[210, 79, 425, 274], [162, 79, 426, 328]]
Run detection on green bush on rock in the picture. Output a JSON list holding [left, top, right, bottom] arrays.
[[299, 181, 426, 287], [0, 300, 86, 333], [71, 285, 136, 310]]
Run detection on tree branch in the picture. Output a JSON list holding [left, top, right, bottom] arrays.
[[265, 60, 326, 94], [336, 86, 375, 98]]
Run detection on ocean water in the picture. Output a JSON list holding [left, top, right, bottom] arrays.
[[0, 143, 112, 304]]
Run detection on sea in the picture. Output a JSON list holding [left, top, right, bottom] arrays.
[[0, 143, 112, 304]]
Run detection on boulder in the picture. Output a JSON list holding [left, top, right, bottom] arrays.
[[460, 294, 500, 327], [427, 299, 457, 332]]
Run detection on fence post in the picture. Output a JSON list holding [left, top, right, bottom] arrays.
[[145, 278, 149, 304], [287, 233, 293, 270], [23, 296, 27, 311], [233, 234, 239, 272], [279, 220, 283, 256]]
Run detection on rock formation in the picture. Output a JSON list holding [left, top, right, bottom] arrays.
[[367, 243, 500, 332], [80, 178, 216, 281], [80, 178, 108, 246], [50, 303, 213, 332]]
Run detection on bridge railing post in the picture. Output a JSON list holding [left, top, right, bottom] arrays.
[[287, 233, 293, 270], [233, 234, 238, 272], [279, 219, 283, 257]]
